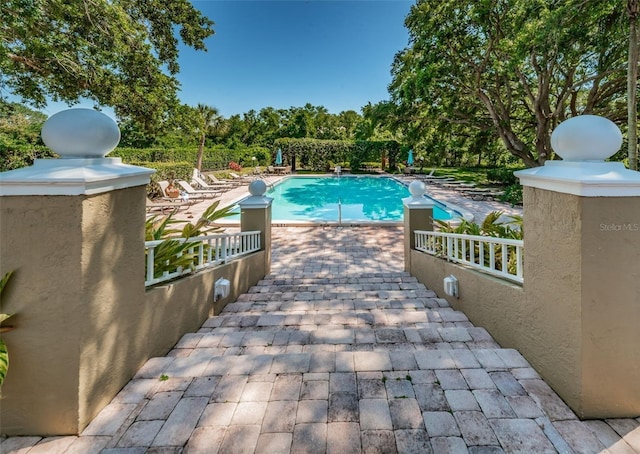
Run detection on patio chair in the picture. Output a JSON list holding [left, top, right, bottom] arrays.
[[192, 172, 235, 190], [194, 169, 238, 186], [158, 180, 207, 201], [207, 173, 243, 187], [158, 180, 184, 199], [415, 169, 436, 179], [177, 180, 225, 199], [266, 166, 275, 174], [228, 172, 253, 183], [146, 197, 191, 215]]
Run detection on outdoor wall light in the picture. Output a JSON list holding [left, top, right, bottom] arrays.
[[214, 277, 231, 302], [444, 275, 459, 298]]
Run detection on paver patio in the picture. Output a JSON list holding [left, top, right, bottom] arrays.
[[1, 226, 639, 453]]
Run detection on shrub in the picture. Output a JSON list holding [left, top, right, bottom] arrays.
[[228, 161, 242, 171], [499, 184, 523, 206], [486, 167, 520, 186], [435, 211, 523, 275], [145, 201, 235, 282], [0, 145, 56, 171]]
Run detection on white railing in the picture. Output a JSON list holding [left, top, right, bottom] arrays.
[[414, 230, 524, 284], [145, 231, 261, 287]]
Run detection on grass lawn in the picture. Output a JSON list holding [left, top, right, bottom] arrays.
[[431, 167, 524, 186]]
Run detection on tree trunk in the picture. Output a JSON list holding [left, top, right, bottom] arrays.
[[476, 90, 539, 167], [196, 132, 205, 171], [628, 0, 639, 170]]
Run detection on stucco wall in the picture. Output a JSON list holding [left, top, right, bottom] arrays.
[[410, 187, 640, 419], [521, 188, 585, 413], [410, 251, 525, 349], [579, 196, 640, 417], [1, 193, 88, 434], [0, 188, 267, 435]]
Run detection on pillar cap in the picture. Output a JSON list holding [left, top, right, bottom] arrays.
[[403, 180, 434, 208], [516, 115, 640, 197], [239, 179, 273, 208], [42, 108, 120, 158], [0, 108, 154, 196], [0, 158, 155, 196]]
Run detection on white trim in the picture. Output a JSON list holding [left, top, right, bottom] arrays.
[[402, 196, 434, 209], [0, 158, 155, 196], [515, 161, 640, 197], [238, 195, 274, 209]]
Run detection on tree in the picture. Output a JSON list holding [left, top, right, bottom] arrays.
[[0, 0, 214, 131], [628, 0, 639, 170], [195, 104, 223, 171], [0, 100, 47, 146], [390, 0, 629, 167]]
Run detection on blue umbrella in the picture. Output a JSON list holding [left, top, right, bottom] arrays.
[[275, 148, 283, 165], [407, 149, 414, 166]]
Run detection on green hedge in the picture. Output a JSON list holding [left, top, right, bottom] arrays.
[[273, 138, 401, 171], [0, 145, 56, 172], [112, 146, 270, 171], [130, 161, 193, 198]]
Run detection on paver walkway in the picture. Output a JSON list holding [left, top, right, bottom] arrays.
[[2, 227, 639, 453]]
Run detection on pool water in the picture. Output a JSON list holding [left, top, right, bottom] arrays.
[[233, 176, 458, 223]]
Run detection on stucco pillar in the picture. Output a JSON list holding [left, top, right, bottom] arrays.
[[0, 109, 154, 435], [515, 115, 640, 418], [403, 180, 434, 272], [240, 180, 273, 275]]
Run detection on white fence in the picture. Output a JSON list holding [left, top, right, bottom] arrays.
[[414, 230, 524, 284], [145, 231, 261, 287]]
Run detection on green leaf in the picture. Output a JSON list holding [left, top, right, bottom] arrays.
[[0, 338, 8, 389], [0, 271, 14, 295]]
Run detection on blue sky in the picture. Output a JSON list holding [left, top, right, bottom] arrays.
[[178, 0, 413, 117], [32, 0, 414, 118]]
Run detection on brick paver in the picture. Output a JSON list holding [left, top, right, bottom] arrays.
[[2, 227, 638, 453]]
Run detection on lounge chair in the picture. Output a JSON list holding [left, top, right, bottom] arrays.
[[177, 180, 224, 199], [266, 166, 275, 174], [207, 173, 243, 187], [192, 173, 235, 190], [415, 169, 436, 179], [228, 172, 253, 183], [158, 180, 207, 201], [194, 169, 237, 188], [146, 197, 191, 214], [158, 180, 183, 199]]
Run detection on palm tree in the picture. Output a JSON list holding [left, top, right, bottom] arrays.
[[195, 104, 223, 171], [628, 0, 639, 170]]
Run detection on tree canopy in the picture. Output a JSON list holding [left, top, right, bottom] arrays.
[[0, 0, 214, 131], [390, 0, 634, 167]]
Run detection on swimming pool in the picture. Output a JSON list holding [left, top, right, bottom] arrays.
[[230, 176, 464, 224]]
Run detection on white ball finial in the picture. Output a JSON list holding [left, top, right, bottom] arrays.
[[408, 180, 427, 198], [248, 179, 267, 196], [41, 108, 120, 158], [551, 115, 622, 162]]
